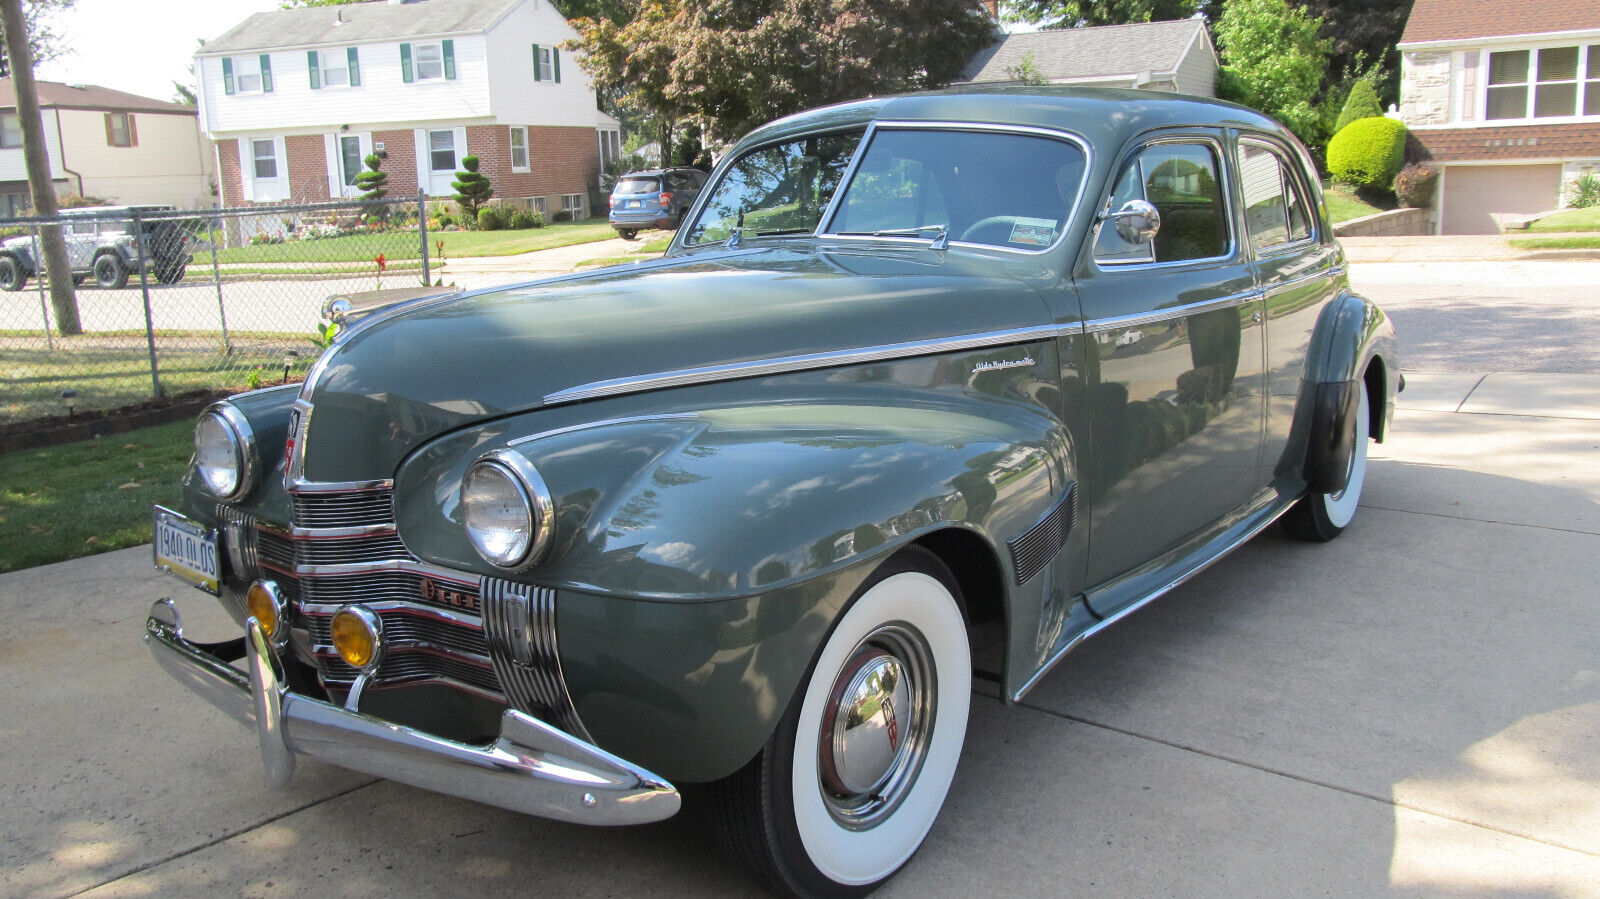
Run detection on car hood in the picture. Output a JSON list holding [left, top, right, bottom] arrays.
[[298, 244, 1054, 482]]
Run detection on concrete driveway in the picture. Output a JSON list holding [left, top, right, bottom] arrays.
[[3, 265, 1598, 897]]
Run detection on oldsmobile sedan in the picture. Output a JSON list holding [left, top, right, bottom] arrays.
[[147, 86, 1397, 897]]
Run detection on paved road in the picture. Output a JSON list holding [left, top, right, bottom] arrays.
[[2, 262, 1598, 897]]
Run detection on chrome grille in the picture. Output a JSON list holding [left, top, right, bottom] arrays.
[[254, 528, 411, 569], [482, 578, 590, 739], [304, 604, 490, 659], [321, 650, 501, 693], [292, 490, 394, 528]]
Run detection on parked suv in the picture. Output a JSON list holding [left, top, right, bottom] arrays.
[[608, 167, 707, 239], [0, 205, 193, 290]]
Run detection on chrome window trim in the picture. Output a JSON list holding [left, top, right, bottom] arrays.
[[542, 324, 1063, 406], [1080, 289, 1263, 333], [1235, 135, 1319, 256], [201, 401, 259, 501], [1092, 134, 1238, 270], [819, 120, 1094, 258]]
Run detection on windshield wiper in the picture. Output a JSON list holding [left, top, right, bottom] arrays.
[[726, 225, 813, 247], [841, 224, 949, 249]]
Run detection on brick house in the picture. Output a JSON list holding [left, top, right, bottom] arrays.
[[1398, 0, 1600, 233], [0, 81, 213, 216], [961, 19, 1217, 96], [196, 0, 621, 218]]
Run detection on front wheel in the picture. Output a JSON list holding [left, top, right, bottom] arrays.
[[1284, 377, 1371, 541], [93, 253, 128, 289], [710, 547, 971, 897], [0, 255, 26, 291]]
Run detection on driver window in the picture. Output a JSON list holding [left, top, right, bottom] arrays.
[[1095, 142, 1229, 265]]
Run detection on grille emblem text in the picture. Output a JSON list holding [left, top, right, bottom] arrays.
[[420, 576, 479, 613]]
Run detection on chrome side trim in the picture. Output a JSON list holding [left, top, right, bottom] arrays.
[[1011, 496, 1296, 702], [507, 413, 702, 447], [543, 324, 1062, 405], [482, 579, 593, 742], [1081, 290, 1263, 333], [146, 599, 680, 825]]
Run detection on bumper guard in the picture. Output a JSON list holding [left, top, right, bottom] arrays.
[[144, 598, 681, 826]]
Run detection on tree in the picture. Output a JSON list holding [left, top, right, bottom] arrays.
[[1289, 0, 1413, 106], [569, 0, 996, 148], [355, 153, 387, 201], [1004, 0, 1199, 29], [1005, 51, 1049, 85], [0, 0, 72, 77], [451, 155, 493, 221], [1213, 0, 1329, 144], [1334, 77, 1381, 132]]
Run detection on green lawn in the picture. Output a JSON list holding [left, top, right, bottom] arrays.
[[1524, 207, 1600, 233], [1323, 182, 1392, 224], [1508, 235, 1600, 250], [0, 419, 191, 572], [214, 221, 615, 264], [577, 235, 674, 268]]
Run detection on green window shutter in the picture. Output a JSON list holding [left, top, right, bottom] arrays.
[[401, 42, 414, 82], [347, 47, 361, 86], [260, 54, 274, 92], [531, 43, 541, 80], [222, 57, 235, 95], [553, 49, 561, 83], [308, 50, 321, 89], [442, 39, 456, 79]]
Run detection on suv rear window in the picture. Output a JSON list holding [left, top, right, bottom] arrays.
[[615, 177, 661, 195]]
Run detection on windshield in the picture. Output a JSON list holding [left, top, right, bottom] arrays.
[[684, 130, 864, 244], [830, 129, 1088, 251], [614, 177, 661, 195]]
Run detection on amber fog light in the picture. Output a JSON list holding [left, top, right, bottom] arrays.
[[245, 580, 287, 643], [331, 606, 383, 671]]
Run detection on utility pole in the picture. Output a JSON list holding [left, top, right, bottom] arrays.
[[1, 0, 79, 335]]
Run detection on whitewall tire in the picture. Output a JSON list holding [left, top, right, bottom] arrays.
[[1286, 377, 1371, 541]]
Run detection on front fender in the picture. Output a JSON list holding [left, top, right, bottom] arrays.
[[1295, 288, 1398, 492]]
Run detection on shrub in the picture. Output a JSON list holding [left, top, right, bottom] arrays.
[[1335, 80, 1383, 133], [507, 209, 541, 229], [1393, 163, 1439, 208], [355, 154, 387, 201], [477, 206, 504, 231], [1327, 116, 1407, 191], [1571, 173, 1600, 209], [552, 209, 573, 223], [452, 155, 494, 221]]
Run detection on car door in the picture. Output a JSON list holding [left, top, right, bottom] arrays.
[[1070, 131, 1266, 611], [1233, 134, 1344, 491]]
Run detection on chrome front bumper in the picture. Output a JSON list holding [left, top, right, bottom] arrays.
[[144, 598, 681, 826]]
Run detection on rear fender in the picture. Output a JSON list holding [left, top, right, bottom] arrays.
[[1296, 289, 1398, 492]]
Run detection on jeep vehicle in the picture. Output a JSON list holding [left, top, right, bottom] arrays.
[[0, 205, 193, 290]]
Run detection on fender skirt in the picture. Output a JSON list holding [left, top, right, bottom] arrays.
[[1304, 378, 1360, 495]]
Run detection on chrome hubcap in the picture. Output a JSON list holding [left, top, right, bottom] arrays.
[[818, 624, 933, 830]]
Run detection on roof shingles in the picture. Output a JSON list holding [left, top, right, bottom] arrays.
[[200, 0, 522, 55], [963, 19, 1207, 84], [1401, 0, 1600, 45]]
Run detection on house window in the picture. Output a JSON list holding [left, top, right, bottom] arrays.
[[429, 129, 457, 172], [562, 193, 584, 217], [106, 113, 135, 147], [0, 114, 21, 149], [509, 126, 529, 171], [415, 43, 445, 81], [318, 50, 351, 88], [536, 46, 553, 82], [532, 196, 547, 214], [252, 138, 278, 180], [1486, 45, 1599, 120], [230, 55, 272, 94]]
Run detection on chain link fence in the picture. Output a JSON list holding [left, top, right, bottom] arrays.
[[0, 195, 434, 427]]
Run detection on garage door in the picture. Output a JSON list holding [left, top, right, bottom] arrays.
[[1442, 164, 1562, 234]]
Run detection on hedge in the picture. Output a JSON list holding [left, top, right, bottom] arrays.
[[1327, 116, 1407, 191]]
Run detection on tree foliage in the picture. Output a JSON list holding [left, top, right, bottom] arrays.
[[1214, 0, 1329, 143], [568, 0, 997, 147], [1334, 77, 1381, 132], [355, 153, 387, 201], [452, 155, 494, 220], [1004, 0, 1199, 30], [0, 0, 73, 76], [1289, 0, 1413, 105]]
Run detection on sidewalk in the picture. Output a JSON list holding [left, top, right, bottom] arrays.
[[1341, 233, 1600, 263], [433, 235, 655, 275]]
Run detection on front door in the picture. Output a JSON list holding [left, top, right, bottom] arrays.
[[1071, 132, 1265, 612], [330, 133, 373, 198]]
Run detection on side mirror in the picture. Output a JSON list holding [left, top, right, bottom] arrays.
[[1105, 199, 1161, 245]]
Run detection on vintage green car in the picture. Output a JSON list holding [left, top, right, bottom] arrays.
[[147, 86, 1397, 897]]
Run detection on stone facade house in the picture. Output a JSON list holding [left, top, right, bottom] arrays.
[[196, 0, 621, 218], [0, 81, 213, 216], [962, 19, 1217, 96], [1398, 0, 1600, 233]]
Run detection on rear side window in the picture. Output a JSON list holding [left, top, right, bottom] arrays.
[[829, 129, 1088, 250], [1095, 142, 1229, 265], [615, 177, 660, 194], [1236, 141, 1312, 249]]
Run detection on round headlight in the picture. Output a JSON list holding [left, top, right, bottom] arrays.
[[194, 405, 256, 499], [461, 451, 553, 570]]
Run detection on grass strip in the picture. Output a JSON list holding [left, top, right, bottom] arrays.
[[1508, 235, 1600, 250], [0, 419, 192, 572], [1523, 207, 1600, 233], [214, 222, 615, 264]]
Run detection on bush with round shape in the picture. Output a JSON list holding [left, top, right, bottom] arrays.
[[1327, 116, 1407, 191], [1394, 162, 1439, 209], [552, 209, 573, 223], [508, 209, 541, 229], [477, 206, 504, 231]]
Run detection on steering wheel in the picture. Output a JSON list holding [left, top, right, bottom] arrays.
[[959, 216, 1021, 245]]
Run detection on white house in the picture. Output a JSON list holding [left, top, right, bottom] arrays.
[[0, 80, 213, 216], [196, 0, 622, 217], [962, 19, 1217, 96], [1397, 0, 1600, 233]]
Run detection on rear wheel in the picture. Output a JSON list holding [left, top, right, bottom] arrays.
[[709, 547, 970, 897], [155, 262, 187, 284], [0, 255, 25, 291], [93, 253, 128, 289], [1284, 377, 1370, 541], [618, 229, 638, 241]]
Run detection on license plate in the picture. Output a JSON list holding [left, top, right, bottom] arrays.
[[153, 505, 221, 594], [627, 200, 641, 208]]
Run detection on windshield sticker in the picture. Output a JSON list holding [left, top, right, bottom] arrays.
[[1008, 217, 1057, 247]]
